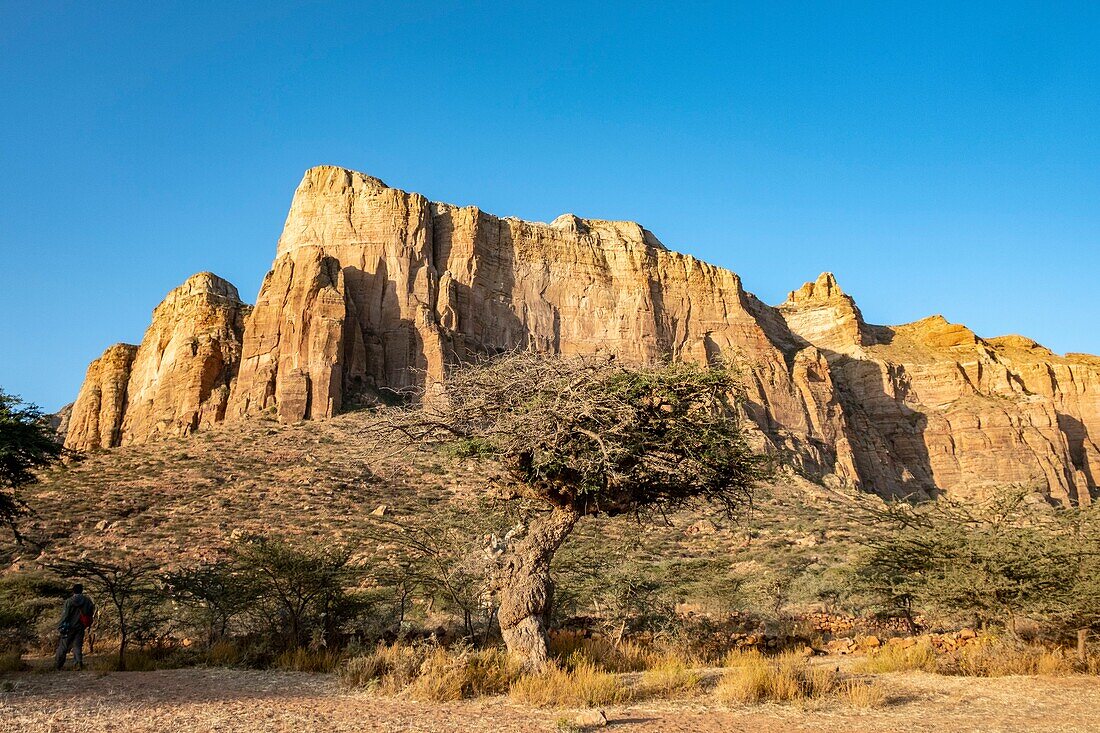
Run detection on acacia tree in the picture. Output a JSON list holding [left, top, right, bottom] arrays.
[[164, 560, 258, 647], [853, 489, 1072, 633], [371, 354, 769, 670], [232, 536, 357, 650], [0, 390, 63, 539], [47, 556, 162, 671]]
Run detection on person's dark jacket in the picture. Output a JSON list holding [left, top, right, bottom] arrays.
[[58, 593, 95, 633]]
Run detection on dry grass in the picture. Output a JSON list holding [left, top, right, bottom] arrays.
[[637, 652, 703, 698], [91, 649, 160, 672], [340, 644, 427, 693], [549, 632, 652, 672], [0, 649, 23, 672], [509, 659, 632, 708], [941, 639, 1074, 677], [839, 679, 889, 708], [206, 640, 241, 666], [340, 645, 518, 701], [274, 647, 343, 673], [854, 641, 937, 673], [716, 650, 837, 705]]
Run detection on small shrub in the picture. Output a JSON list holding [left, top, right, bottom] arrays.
[[92, 649, 159, 672], [839, 679, 888, 708], [340, 644, 423, 692], [510, 659, 631, 708], [716, 650, 837, 705], [340, 644, 517, 699], [406, 647, 518, 701], [854, 641, 936, 673]]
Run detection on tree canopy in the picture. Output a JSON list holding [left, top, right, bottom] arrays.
[[0, 389, 63, 538], [378, 353, 770, 517]]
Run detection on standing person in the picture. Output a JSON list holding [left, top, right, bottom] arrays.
[[55, 583, 95, 670]]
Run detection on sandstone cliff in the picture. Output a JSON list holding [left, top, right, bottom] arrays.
[[65, 166, 1100, 504], [64, 273, 249, 452]]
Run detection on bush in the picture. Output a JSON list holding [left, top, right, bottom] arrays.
[[206, 640, 241, 667], [549, 633, 651, 672], [509, 659, 631, 708], [406, 648, 518, 701], [853, 641, 937, 673], [340, 644, 423, 693], [716, 650, 836, 704], [91, 649, 160, 672]]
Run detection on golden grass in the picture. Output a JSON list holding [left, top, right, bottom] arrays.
[[340, 644, 426, 693], [340, 645, 518, 701], [206, 640, 241, 666], [942, 639, 1074, 677], [637, 652, 703, 698], [91, 649, 160, 672], [549, 632, 652, 673], [838, 679, 888, 708], [853, 641, 937, 673], [716, 650, 837, 705], [274, 647, 343, 673], [509, 659, 632, 708]]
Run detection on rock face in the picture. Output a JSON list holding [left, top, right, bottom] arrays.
[[64, 273, 249, 452], [778, 273, 1100, 503], [66, 166, 1100, 504], [65, 344, 138, 451]]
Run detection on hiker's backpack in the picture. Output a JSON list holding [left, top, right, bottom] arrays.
[[79, 600, 93, 628]]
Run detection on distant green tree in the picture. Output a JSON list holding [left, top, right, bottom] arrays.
[[853, 489, 1072, 633], [164, 560, 259, 647], [232, 536, 360, 650], [0, 389, 63, 539]]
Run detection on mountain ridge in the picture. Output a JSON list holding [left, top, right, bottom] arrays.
[[62, 165, 1100, 504]]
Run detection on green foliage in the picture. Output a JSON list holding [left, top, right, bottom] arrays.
[[378, 354, 770, 518], [0, 389, 63, 538], [853, 488, 1100, 633], [231, 535, 364, 650], [0, 571, 68, 649], [163, 560, 258, 645]]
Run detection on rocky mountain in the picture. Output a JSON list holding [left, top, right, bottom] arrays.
[[66, 273, 249, 451], [63, 166, 1100, 504]]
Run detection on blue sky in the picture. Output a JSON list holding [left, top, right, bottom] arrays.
[[1, 2, 1098, 411]]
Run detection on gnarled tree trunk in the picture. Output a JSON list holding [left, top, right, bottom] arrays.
[[497, 506, 579, 671]]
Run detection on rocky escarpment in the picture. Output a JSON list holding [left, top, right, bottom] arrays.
[[64, 273, 249, 451], [778, 273, 1100, 504], [226, 166, 857, 486], [64, 166, 1100, 505]]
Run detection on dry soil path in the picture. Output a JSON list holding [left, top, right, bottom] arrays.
[[2, 668, 1099, 732]]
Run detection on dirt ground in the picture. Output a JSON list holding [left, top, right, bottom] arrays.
[[2, 667, 1099, 733]]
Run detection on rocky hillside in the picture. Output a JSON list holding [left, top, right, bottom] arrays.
[[63, 166, 1100, 504]]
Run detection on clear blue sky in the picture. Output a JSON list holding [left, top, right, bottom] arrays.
[[2, 2, 1098, 411]]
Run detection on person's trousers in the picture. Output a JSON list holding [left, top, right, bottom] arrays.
[[55, 627, 85, 669]]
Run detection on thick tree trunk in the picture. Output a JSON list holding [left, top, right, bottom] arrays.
[[1078, 628, 1088, 664], [497, 506, 579, 672]]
